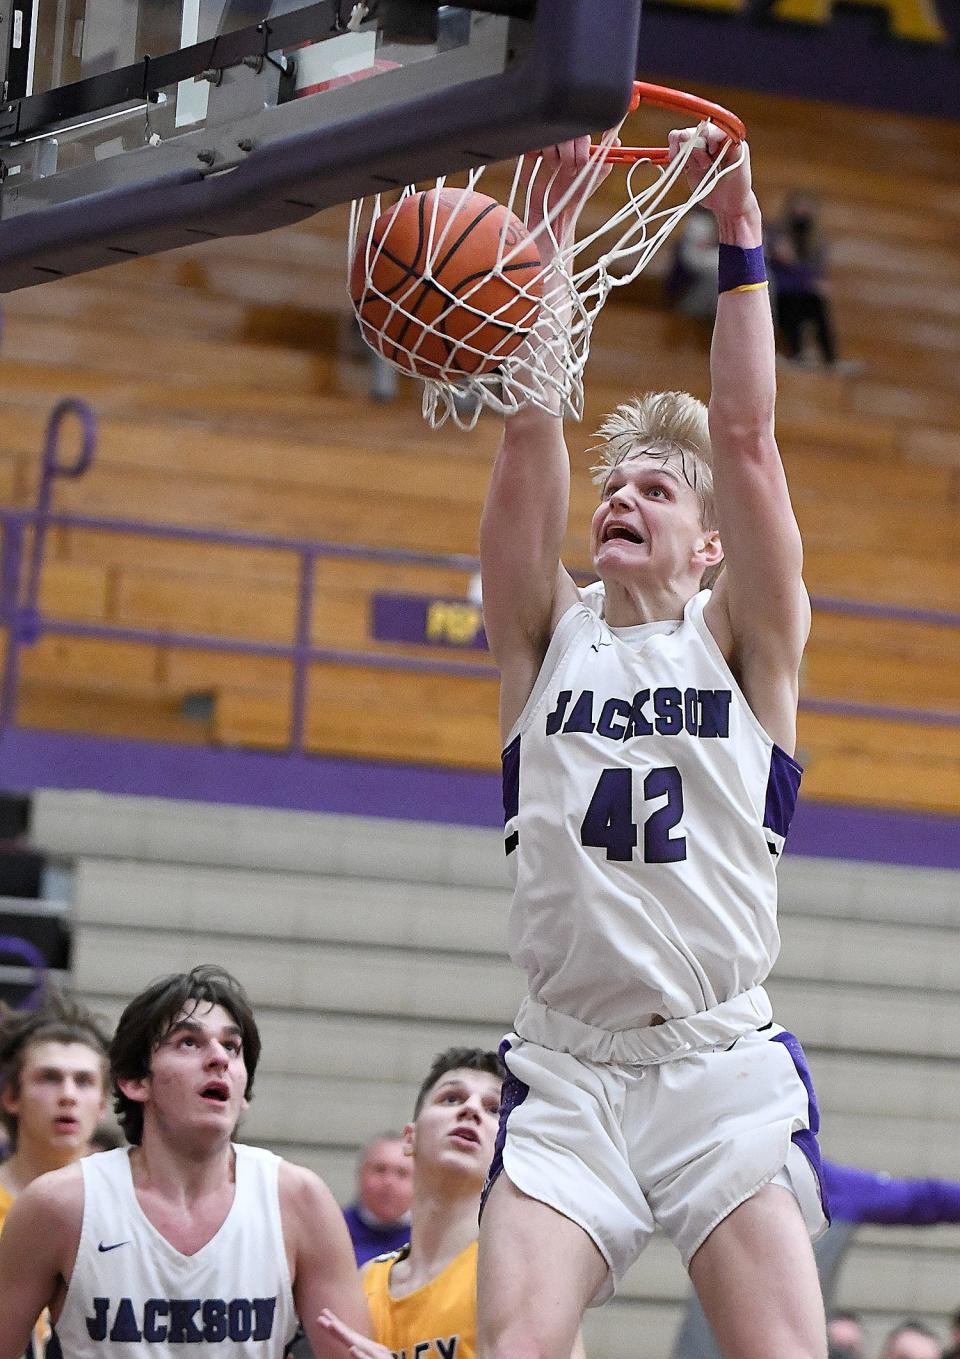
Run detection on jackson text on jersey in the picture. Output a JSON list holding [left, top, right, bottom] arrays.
[[82, 1297, 278, 1345]]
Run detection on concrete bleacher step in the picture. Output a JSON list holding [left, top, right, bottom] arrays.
[[64, 833, 960, 926], [33, 791, 509, 882], [70, 919, 960, 1177], [73, 855, 960, 991], [73, 857, 511, 955], [69, 910, 960, 1067], [33, 786, 960, 1352], [71, 924, 524, 1027]]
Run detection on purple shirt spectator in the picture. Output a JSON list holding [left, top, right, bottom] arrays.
[[342, 1202, 411, 1266], [823, 1162, 960, 1225]]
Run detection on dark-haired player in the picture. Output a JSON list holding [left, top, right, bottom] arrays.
[[319, 1047, 506, 1359], [0, 965, 369, 1359]]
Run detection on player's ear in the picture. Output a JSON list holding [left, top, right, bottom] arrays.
[[402, 1122, 416, 1158], [0, 1080, 21, 1118], [697, 529, 723, 567], [115, 1075, 150, 1105]]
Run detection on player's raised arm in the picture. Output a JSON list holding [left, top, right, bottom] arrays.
[[673, 126, 810, 750], [0, 1170, 81, 1359], [479, 138, 601, 737]]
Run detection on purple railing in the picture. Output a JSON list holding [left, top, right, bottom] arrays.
[[1, 399, 959, 758]]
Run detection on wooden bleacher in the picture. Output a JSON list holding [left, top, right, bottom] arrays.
[[0, 85, 957, 812]]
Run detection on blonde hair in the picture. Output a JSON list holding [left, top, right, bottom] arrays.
[[589, 391, 723, 586]]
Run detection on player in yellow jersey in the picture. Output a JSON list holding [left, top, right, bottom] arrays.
[[320, 1048, 504, 1359]]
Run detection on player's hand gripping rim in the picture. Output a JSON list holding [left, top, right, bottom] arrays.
[[667, 122, 755, 222]]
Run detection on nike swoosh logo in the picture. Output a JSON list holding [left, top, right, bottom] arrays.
[[98, 1241, 129, 1252]]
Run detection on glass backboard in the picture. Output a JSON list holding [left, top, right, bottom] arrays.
[[0, 1, 644, 290]]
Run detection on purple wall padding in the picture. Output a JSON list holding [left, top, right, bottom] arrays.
[[0, 727, 957, 870], [638, 1, 960, 119]]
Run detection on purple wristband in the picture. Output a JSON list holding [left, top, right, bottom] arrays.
[[718, 243, 767, 293]]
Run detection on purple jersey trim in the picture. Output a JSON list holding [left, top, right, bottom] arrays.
[[764, 744, 803, 840], [771, 1029, 831, 1224], [501, 734, 520, 855], [480, 1038, 530, 1217]]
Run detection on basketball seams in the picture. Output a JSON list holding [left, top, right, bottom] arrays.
[[354, 187, 543, 379], [428, 197, 501, 283]]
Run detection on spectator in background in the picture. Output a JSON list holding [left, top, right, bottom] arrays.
[[343, 1131, 414, 1265], [767, 190, 852, 371], [672, 1159, 960, 1359], [879, 1322, 942, 1359], [826, 1308, 864, 1359]]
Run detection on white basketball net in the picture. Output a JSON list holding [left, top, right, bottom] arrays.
[[348, 123, 745, 430]]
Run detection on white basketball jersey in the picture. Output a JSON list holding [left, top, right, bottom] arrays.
[[502, 588, 802, 1034], [50, 1145, 297, 1359]]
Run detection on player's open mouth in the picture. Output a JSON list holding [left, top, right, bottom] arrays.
[[450, 1127, 480, 1145], [200, 1083, 230, 1103], [603, 524, 644, 544], [54, 1117, 79, 1131]]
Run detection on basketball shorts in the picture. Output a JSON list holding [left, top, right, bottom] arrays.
[[484, 1022, 828, 1304]]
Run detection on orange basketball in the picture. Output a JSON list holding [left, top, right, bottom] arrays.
[[350, 188, 543, 380]]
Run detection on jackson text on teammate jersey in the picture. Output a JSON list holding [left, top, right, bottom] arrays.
[[545, 687, 732, 740]]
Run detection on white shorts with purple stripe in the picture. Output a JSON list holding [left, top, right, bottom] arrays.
[[482, 1020, 828, 1304]]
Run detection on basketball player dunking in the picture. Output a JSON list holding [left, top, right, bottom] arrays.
[[474, 127, 829, 1359], [0, 966, 370, 1359]]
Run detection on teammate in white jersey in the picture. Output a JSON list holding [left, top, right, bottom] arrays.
[[0, 965, 370, 1359], [476, 130, 828, 1359]]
